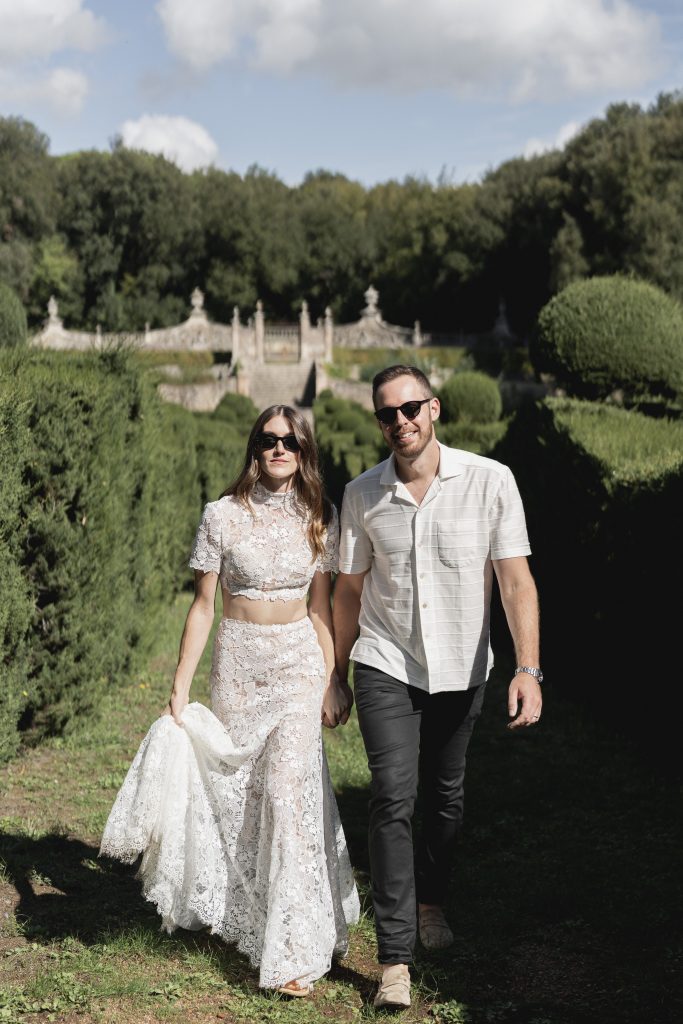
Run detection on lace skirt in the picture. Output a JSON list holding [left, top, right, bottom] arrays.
[[100, 616, 360, 989]]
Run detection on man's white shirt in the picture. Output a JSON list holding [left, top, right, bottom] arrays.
[[338, 442, 531, 693]]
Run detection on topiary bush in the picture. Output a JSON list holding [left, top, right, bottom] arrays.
[[438, 370, 502, 424], [531, 275, 683, 401], [211, 392, 258, 425], [0, 282, 27, 348]]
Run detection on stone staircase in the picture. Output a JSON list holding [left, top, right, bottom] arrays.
[[247, 361, 316, 414]]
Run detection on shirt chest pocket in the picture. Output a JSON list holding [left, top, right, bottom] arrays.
[[436, 522, 484, 569]]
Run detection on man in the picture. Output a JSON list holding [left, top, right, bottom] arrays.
[[333, 365, 541, 1009]]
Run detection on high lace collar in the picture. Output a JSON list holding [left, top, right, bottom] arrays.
[[253, 481, 298, 506]]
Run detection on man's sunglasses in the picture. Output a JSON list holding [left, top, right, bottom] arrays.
[[254, 432, 301, 452], [374, 397, 431, 426]]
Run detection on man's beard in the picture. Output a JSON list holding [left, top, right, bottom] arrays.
[[389, 420, 434, 460]]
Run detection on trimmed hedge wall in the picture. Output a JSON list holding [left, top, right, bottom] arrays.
[[0, 283, 27, 349], [0, 352, 258, 761], [0, 343, 281, 762], [0, 350, 200, 750], [0, 378, 32, 760], [532, 275, 683, 402], [492, 397, 683, 767]]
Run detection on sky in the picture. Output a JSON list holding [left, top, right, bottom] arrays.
[[1, 0, 682, 187]]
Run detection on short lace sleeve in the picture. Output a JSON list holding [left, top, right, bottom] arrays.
[[317, 504, 339, 575], [189, 502, 222, 575]]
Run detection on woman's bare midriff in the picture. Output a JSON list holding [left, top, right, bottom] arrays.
[[221, 590, 308, 625]]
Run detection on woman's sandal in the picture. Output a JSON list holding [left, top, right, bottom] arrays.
[[276, 979, 313, 997]]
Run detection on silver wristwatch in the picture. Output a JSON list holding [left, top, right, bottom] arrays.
[[514, 665, 543, 683]]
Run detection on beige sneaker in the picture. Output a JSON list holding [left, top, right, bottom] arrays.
[[418, 905, 454, 950], [373, 964, 411, 1009]]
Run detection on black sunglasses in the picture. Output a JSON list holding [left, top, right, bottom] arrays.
[[254, 432, 301, 453], [374, 397, 431, 426]]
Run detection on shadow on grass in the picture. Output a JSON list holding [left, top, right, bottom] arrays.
[[2, 667, 681, 1024]]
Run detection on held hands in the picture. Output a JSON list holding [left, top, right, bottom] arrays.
[[507, 673, 542, 729], [321, 669, 354, 729]]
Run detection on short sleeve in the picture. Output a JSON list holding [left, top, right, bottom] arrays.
[[317, 504, 339, 574], [489, 466, 531, 560], [338, 488, 373, 574], [188, 502, 222, 574]]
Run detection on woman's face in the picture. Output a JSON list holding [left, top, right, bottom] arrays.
[[256, 414, 301, 491]]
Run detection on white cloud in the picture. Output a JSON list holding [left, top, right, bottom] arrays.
[[120, 115, 219, 172], [156, 0, 662, 99], [0, 67, 88, 116], [0, 0, 108, 61], [523, 120, 582, 158], [0, 1, 108, 116]]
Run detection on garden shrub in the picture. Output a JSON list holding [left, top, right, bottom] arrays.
[[0, 383, 32, 760], [0, 282, 27, 348], [492, 397, 683, 767], [212, 392, 258, 425], [436, 419, 507, 455], [438, 370, 502, 424], [532, 275, 683, 401], [0, 349, 206, 756], [313, 394, 386, 507], [196, 415, 246, 504]]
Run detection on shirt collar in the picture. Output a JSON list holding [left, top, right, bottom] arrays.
[[379, 441, 464, 487]]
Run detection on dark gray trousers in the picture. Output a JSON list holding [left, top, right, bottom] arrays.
[[353, 662, 486, 964]]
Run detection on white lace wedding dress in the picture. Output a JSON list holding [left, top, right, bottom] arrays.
[[100, 484, 360, 988]]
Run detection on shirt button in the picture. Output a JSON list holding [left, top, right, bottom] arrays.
[[422, 602, 428, 608], [419, 573, 425, 579]]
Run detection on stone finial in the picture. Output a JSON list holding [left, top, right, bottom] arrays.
[[300, 300, 311, 329], [325, 306, 333, 322], [232, 306, 240, 325], [256, 300, 264, 314], [363, 284, 380, 318], [191, 287, 204, 312], [47, 295, 60, 324]]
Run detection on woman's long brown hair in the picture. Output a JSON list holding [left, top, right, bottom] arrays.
[[222, 405, 332, 561]]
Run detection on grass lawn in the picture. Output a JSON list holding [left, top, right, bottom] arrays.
[[1, 594, 680, 1023]]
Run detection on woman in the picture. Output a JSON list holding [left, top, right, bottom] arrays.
[[100, 405, 359, 996]]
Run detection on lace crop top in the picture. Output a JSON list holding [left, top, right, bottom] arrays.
[[188, 482, 339, 602]]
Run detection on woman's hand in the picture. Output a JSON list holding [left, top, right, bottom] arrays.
[[162, 688, 188, 726], [321, 671, 354, 729]]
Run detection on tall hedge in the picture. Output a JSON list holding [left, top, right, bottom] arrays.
[[0, 282, 27, 348], [0, 349, 200, 755], [0, 381, 32, 760], [532, 275, 683, 401], [492, 398, 683, 769]]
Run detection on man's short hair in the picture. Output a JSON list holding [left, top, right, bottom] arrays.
[[372, 364, 433, 407]]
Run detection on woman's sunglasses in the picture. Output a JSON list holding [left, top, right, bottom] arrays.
[[374, 397, 431, 426], [254, 432, 301, 453]]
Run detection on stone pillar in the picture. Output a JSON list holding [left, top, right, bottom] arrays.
[[413, 320, 422, 347], [324, 307, 334, 362], [231, 306, 241, 364], [254, 300, 265, 364], [298, 300, 310, 363]]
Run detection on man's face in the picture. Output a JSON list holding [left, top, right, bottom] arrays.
[[374, 375, 440, 461]]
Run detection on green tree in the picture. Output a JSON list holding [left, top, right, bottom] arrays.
[[0, 117, 56, 300], [549, 213, 588, 292]]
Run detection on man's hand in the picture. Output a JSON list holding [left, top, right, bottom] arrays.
[[321, 670, 355, 728], [507, 674, 542, 729]]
